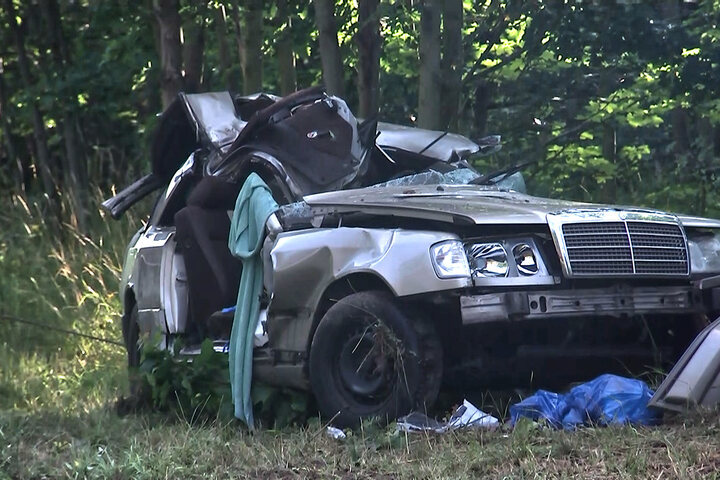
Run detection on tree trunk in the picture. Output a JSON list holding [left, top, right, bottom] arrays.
[[601, 121, 617, 202], [672, 107, 691, 156], [276, 0, 297, 95], [356, 0, 381, 118], [183, 11, 205, 93], [3, 0, 58, 206], [440, 0, 462, 130], [39, 0, 89, 231], [418, 0, 441, 129], [314, 0, 345, 97], [215, 4, 232, 90], [229, 2, 245, 92], [472, 80, 490, 137], [241, 0, 263, 94], [0, 59, 23, 193], [153, 0, 184, 109]]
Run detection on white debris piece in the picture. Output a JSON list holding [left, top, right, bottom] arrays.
[[396, 399, 500, 434], [326, 426, 347, 439], [447, 399, 500, 430]]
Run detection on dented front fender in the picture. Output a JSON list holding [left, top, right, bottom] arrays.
[[266, 227, 471, 352]]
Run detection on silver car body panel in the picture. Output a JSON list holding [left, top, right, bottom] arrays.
[[677, 214, 720, 229], [375, 121, 479, 161], [649, 316, 720, 412], [306, 184, 720, 232], [122, 225, 187, 338], [304, 184, 590, 225], [266, 227, 471, 352], [181, 91, 246, 148]]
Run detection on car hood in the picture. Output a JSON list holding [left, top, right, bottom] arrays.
[[304, 184, 720, 228]]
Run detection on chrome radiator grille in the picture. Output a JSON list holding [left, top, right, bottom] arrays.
[[561, 221, 689, 276]]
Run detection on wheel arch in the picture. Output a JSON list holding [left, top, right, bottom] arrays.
[[306, 272, 394, 355]]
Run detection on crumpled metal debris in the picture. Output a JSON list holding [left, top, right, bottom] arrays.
[[396, 399, 500, 433]]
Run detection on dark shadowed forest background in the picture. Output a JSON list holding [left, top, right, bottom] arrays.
[[2, 0, 720, 229]]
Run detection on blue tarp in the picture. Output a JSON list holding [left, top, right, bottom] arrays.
[[510, 374, 661, 429]]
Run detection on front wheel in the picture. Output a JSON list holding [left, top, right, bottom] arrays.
[[309, 291, 443, 428]]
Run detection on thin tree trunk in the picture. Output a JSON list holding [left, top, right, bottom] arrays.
[[672, 107, 691, 155], [440, 0, 462, 131], [357, 0, 381, 118], [472, 80, 490, 137], [601, 122, 617, 202], [0, 59, 23, 193], [241, 0, 263, 94], [276, 0, 297, 95], [153, 0, 184, 109], [215, 4, 232, 90], [183, 12, 205, 93], [3, 0, 58, 205], [40, 0, 89, 231], [229, 2, 246, 93], [314, 0, 345, 96], [418, 0, 441, 129]]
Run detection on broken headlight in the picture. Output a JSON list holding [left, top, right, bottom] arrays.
[[513, 243, 539, 275], [430, 240, 471, 279], [466, 242, 509, 278], [687, 229, 720, 275]]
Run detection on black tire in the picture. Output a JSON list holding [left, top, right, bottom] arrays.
[[309, 291, 443, 428]]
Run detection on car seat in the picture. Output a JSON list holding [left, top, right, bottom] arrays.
[[174, 176, 242, 339]]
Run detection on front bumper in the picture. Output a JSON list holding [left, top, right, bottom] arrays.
[[460, 285, 705, 325]]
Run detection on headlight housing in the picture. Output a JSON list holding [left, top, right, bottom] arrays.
[[430, 240, 471, 278], [513, 243, 539, 275], [466, 242, 509, 277], [687, 229, 720, 275]]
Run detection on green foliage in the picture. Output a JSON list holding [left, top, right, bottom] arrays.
[[137, 339, 234, 422], [251, 382, 311, 429], [136, 338, 311, 428]]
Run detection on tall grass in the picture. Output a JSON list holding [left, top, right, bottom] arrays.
[[0, 191, 142, 411]]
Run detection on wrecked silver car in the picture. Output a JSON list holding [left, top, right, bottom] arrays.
[[105, 87, 720, 427]]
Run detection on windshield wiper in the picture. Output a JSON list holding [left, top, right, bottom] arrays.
[[469, 160, 535, 185]]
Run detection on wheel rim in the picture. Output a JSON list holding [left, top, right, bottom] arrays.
[[337, 325, 397, 403]]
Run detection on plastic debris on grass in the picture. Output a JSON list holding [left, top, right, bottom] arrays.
[[396, 399, 500, 433], [509, 374, 661, 429]]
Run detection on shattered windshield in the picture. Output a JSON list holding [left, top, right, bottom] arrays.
[[371, 167, 527, 193]]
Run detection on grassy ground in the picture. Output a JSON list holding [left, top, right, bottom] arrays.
[[2, 195, 720, 479]]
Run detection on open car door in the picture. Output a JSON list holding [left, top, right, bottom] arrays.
[[649, 316, 720, 411]]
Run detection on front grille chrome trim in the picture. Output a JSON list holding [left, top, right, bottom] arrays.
[[547, 209, 690, 278]]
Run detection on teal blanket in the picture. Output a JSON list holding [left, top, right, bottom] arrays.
[[227, 173, 279, 428]]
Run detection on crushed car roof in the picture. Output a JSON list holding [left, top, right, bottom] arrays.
[[375, 122, 479, 162]]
